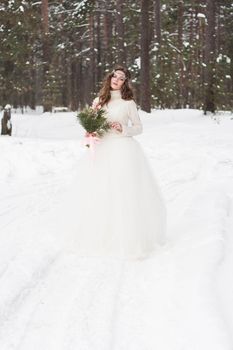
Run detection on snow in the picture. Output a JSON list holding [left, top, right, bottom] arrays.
[[18, 5, 24, 12], [0, 108, 233, 349], [197, 13, 206, 19], [135, 57, 141, 69], [216, 54, 231, 64]]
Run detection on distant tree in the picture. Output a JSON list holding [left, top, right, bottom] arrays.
[[154, 0, 161, 46], [101, 1, 113, 73], [116, 0, 126, 65], [177, 0, 184, 108], [41, 0, 49, 62], [41, 0, 51, 111], [204, 0, 216, 113], [186, 3, 195, 108], [140, 0, 151, 112]]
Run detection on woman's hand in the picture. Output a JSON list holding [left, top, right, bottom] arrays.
[[110, 122, 123, 133]]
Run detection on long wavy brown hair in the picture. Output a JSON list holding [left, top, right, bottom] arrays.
[[97, 65, 135, 107]]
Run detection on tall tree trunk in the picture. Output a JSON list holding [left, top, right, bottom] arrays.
[[153, 0, 163, 108], [204, 0, 216, 114], [187, 4, 195, 108], [140, 0, 151, 112], [103, 1, 113, 71], [66, 57, 72, 109], [76, 40, 84, 110], [87, 13, 96, 104], [195, 0, 206, 109], [154, 0, 161, 46], [41, 2, 49, 65], [116, 0, 126, 65], [96, 9, 102, 86], [177, 0, 184, 108], [41, 0, 50, 112], [216, 2, 221, 55], [70, 60, 78, 111]]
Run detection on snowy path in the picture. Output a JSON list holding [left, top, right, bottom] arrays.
[[0, 110, 232, 349]]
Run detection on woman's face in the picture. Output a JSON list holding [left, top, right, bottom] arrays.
[[110, 70, 126, 90]]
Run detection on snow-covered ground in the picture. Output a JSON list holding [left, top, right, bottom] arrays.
[[0, 108, 233, 349]]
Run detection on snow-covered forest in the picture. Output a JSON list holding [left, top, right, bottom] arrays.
[[0, 1, 233, 349], [0, 0, 232, 112]]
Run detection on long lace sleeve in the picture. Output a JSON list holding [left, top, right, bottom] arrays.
[[121, 100, 143, 137]]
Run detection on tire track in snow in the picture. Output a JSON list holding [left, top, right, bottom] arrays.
[[63, 259, 126, 350], [0, 249, 60, 339]]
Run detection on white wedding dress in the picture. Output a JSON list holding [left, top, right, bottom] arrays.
[[47, 89, 167, 260]]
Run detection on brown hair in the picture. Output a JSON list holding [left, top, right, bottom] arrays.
[[97, 65, 135, 107]]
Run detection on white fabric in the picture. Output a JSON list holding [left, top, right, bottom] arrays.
[[46, 90, 167, 260], [93, 90, 143, 137]]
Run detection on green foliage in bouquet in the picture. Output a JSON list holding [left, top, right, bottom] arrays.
[[77, 106, 111, 137]]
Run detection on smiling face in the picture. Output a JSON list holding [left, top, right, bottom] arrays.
[[110, 70, 126, 90]]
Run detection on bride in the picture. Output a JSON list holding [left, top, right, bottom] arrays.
[[49, 65, 167, 260]]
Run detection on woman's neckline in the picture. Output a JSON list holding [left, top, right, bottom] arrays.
[[110, 89, 122, 100]]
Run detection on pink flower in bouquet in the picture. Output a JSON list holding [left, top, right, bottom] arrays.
[[85, 131, 97, 137]]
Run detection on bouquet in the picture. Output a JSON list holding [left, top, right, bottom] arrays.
[[77, 99, 111, 150]]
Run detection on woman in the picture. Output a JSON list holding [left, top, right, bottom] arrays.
[[51, 65, 167, 260]]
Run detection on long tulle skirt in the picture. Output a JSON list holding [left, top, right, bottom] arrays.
[[46, 134, 167, 260]]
